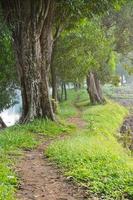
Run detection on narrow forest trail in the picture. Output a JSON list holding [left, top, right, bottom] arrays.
[[16, 110, 90, 200]]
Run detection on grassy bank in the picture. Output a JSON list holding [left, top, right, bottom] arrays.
[[46, 91, 133, 199]]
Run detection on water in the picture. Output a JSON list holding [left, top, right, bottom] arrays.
[[0, 90, 22, 126], [1, 106, 20, 126], [0, 84, 75, 126]]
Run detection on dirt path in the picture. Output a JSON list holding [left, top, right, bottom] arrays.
[[68, 115, 87, 129], [16, 115, 90, 200], [16, 139, 89, 200]]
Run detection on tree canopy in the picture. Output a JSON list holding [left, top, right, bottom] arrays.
[[0, 0, 128, 120]]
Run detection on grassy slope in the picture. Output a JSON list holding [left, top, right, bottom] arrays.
[[0, 119, 73, 200], [46, 90, 133, 199]]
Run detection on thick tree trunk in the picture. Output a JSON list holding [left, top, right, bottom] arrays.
[[1, 0, 55, 122], [0, 117, 7, 129], [86, 72, 105, 104]]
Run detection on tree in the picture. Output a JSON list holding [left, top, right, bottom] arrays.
[[0, 0, 125, 122], [102, 0, 133, 76], [50, 0, 126, 101], [0, 1, 56, 122], [53, 19, 115, 104], [112, 0, 133, 53]]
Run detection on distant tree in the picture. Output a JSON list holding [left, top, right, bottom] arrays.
[[53, 19, 116, 104], [102, 0, 133, 76]]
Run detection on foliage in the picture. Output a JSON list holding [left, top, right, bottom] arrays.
[[53, 0, 125, 33], [53, 0, 128, 85], [46, 90, 133, 199], [54, 18, 115, 85], [102, 1, 132, 52], [0, 15, 17, 112]]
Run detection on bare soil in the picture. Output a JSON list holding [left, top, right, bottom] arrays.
[[16, 138, 90, 200], [68, 115, 87, 129]]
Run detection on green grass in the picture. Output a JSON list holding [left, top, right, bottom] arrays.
[[0, 89, 82, 199], [59, 89, 88, 118], [0, 118, 72, 200], [0, 125, 38, 200], [1, 88, 133, 200], [59, 90, 77, 118], [46, 98, 133, 199]]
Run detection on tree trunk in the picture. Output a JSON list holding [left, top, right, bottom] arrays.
[[64, 83, 67, 101], [0, 117, 7, 129], [51, 41, 58, 101], [61, 82, 64, 101], [60, 82, 67, 101], [74, 83, 79, 91], [86, 72, 105, 104], [94, 73, 105, 103], [1, 0, 55, 122]]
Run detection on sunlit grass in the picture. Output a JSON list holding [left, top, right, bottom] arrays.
[[46, 97, 133, 199]]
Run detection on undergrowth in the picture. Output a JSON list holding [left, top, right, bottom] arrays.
[[46, 91, 133, 199]]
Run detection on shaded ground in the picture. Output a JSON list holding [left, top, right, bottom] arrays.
[[16, 115, 92, 200]]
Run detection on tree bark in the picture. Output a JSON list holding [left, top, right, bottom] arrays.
[[94, 73, 105, 103], [0, 117, 7, 129], [60, 82, 67, 101], [1, 0, 55, 122], [64, 83, 67, 101], [86, 72, 105, 104], [61, 82, 64, 101], [51, 41, 58, 101]]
